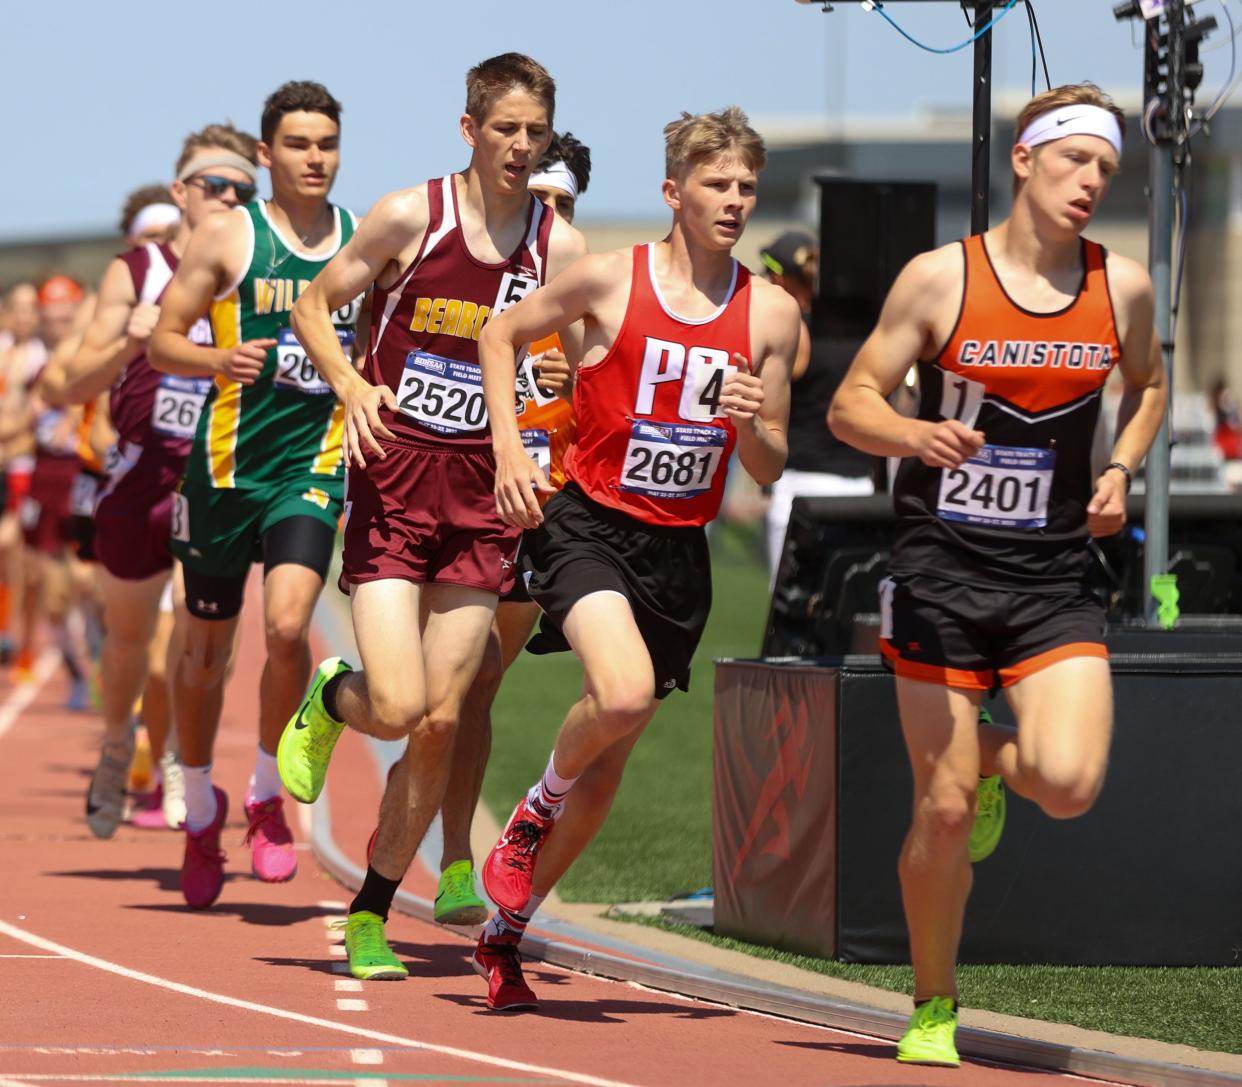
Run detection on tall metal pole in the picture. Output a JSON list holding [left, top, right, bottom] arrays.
[[971, 0, 994, 234], [1144, 1, 1183, 623]]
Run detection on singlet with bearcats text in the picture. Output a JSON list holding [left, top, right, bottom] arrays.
[[113, 242, 214, 465], [566, 244, 751, 528], [365, 174, 553, 449], [891, 234, 1122, 591], [191, 199, 358, 490]]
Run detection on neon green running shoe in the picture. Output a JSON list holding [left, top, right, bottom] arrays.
[[969, 706, 1006, 863], [277, 657, 351, 804], [896, 996, 960, 1066], [338, 911, 408, 981], [435, 859, 488, 926]]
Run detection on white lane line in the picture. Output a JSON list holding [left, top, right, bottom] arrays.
[[0, 920, 639, 1087], [328, 945, 347, 958], [0, 649, 63, 742], [335, 999, 368, 1012], [349, 1049, 383, 1066], [0, 1076, 34, 1087], [0, 954, 63, 959], [334, 980, 363, 992], [317, 900, 347, 911], [353, 1080, 387, 1087]]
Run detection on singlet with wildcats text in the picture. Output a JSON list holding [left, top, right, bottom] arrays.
[[188, 200, 358, 490], [113, 242, 214, 465], [566, 244, 751, 528], [891, 234, 1122, 591], [365, 175, 554, 449]]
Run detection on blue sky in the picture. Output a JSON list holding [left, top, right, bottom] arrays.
[[1, 2, 1230, 239]]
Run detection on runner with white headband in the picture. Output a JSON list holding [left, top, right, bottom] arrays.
[[830, 83, 1166, 1066]]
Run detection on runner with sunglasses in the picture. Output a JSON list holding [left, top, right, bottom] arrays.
[[150, 83, 359, 910], [41, 124, 259, 839]]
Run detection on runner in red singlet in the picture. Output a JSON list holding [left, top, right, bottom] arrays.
[[473, 106, 799, 1010], [277, 54, 586, 981], [42, 124, 258, 839], [828, 84, 1166, 1066]]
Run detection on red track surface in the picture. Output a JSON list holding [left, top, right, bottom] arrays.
[[0, 591, 1098, 1087]]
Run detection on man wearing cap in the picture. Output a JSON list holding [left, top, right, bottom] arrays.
[[829, 84, 1165, 1065], [758, 229, 876, 580], [43, 123, 259, 840]]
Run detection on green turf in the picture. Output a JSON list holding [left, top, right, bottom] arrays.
[[610, 913, 1242, 1056]]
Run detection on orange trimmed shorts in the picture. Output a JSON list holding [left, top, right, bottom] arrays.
[[878, 572, 1107, 691]]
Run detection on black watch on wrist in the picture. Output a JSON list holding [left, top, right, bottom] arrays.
[[1105, 461, 1132, 492]]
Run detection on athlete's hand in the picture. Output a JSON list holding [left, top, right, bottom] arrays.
[[343, 378, 397, 468], [125, 303, 161, 344], [1087, 469, 1128, 537], [720, 355, 764, 422], [534, 348, 573, 398], [217, 338, 275, 387], [495, 442, 554, 529], [911, 419, 985, 468]]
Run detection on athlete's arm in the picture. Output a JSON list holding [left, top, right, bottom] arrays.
[[791, 317, 812, 382], [480, 250, 619, 528], [40, 258, 148, 406], [291, 188, 429, 467], [1087, 256, 1161, 536], [150, 212, 270, 384], [731, 281, 798, 485], [828, 246, 984, 468]]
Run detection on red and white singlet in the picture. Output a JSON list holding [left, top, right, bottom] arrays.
[[365, 175, 553, 449], [566, 244, 752, 528]]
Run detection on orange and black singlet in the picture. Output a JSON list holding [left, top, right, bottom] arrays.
[[890, 235, 1122, 592]]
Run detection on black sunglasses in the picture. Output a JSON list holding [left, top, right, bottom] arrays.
[[189, 174, 257, 203]]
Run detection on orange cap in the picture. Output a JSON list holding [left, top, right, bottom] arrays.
[[38, 275, 84, 307]]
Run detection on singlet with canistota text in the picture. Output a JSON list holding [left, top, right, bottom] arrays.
[[112, 242, 214, 465], [890, 234, 1123, 592], [365, 175, 554, 449], [566, 244, 751, 528]]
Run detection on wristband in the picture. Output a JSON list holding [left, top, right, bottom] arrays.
[[1105, 461, 1132, 492]]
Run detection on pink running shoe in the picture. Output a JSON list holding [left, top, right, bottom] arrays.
[[131, 784, 169, 829], [482, 797, 555, 915], [181, 787, 229, 910], [244, 795, 297, 882]]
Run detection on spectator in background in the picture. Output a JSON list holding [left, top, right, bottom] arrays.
[[1211, 378, 1242, 461], [760, 230, 875, 582]]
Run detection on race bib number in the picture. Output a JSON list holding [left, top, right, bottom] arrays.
[[273, 328, 336, 395], [937, 445, 1055, 529], [152, 375, 211, 438], [69, 472, 98, 518], [620, 420, 727, 501], [939, 371, 985, 428], [520, 428, 551, 473], [492, 272, 537, 317], [170, 491, 190, 543], [396, 351, 488, 435]]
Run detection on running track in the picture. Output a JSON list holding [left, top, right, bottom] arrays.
[[0, 591, 1105, 1087]]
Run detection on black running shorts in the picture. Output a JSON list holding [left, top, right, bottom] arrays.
[[879, 571, 1108, 691], [522, 483, 711, 699]]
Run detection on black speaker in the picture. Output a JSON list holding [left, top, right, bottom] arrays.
[[812, 177, 938, 337]]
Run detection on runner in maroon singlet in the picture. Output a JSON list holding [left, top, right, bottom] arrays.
[[279, 53, 585, 980], [42, 124, 259, 839], [471, 107, 799, 1010]]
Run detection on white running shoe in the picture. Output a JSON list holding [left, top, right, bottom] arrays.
[[160, 750, 187, 829]]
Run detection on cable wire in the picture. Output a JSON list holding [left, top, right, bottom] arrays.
[[864, 0, 1021, 55], [1023, 2, 1052, 93]]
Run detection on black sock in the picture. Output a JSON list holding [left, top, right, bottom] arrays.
[[322, 673, 345, 721], [350, 866, 401, 921]]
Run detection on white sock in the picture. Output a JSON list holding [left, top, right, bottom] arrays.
[[249, 745, 282, 804], [523, 892, 546, 921], [527, 752, 578, 818], [182, 764, 217, 833]]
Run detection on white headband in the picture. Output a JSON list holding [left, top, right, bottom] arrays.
[[177, 150, 258, 183], [128, 203, 181, 239], [1017, 104, 1123, 157], [528, 161, 578, 201]]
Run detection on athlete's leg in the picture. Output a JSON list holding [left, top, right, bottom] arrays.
[[995, 656, 1113, 819], [259, 562, 322, 757], [368, 585, 497, 881], [894, 677, 984, 1004], [438, 601, 539, 869], [143, 603, 177, 762], [97, 568, 167, 746]]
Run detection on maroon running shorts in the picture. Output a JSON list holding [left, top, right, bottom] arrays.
[[340, 435, 520, 595], [20, 453, 78, 554], [94, 456, 184, 580]]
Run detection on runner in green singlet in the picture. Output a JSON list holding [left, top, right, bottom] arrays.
[[150, 81, 360, 910]]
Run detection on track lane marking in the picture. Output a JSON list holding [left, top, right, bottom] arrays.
[[0, 921, 641, 1087], [0, 650, 63, 742]]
